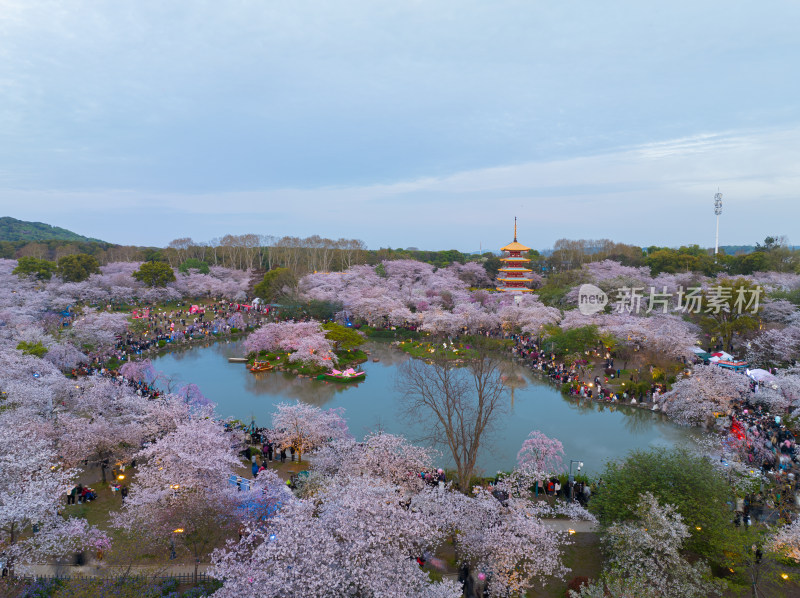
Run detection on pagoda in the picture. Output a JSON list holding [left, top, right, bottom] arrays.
[[496, 218, 534, 293]]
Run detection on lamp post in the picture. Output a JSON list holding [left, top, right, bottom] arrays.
[[569, 460, 583, 502], [170, 528, 184, 560]]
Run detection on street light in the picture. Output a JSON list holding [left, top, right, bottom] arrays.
[[569, 460, 583, 502], [170, 528, 184, 560]]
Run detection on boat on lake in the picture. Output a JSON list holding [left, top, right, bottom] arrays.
[[249, 361, 274, 373], [317, 367, 365, 383]]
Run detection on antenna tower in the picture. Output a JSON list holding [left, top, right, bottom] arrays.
[[714, 191, 723, 255]]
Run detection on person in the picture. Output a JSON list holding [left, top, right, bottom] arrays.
[[252, 459, 259, 478], [67, 486, 77, 505], [120, 486, 128, 503], [280, 449, 287, 463], [290, 446, 296, 462]]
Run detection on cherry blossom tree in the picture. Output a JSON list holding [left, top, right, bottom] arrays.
[[211, 477, 462, 598], [447, 262, 491, 288], [660, 365, 751, 426], [515, 430, 564, 481], [454, 489, 571, 597], [0, 347, 70, 418], [497, 302, 561, 336], [0, 412, 109, 571], [768, 518, 800, 563], [746, 325, 800, 368], [175, 383, 213, 411], [313, 432, 436, 492], [70, 309, 129, 354], [244, 321, 337, 366], [270, 402, 350, 461], [573, 492, 721, 598], [230, 469, 294, 528], [42, 341, 86, 371], [749, 366, 800, 415], [227, 312, 246, 330], [56, 377, 183, 481], [115, 417, 242, 577], [760, 299, 800, 324]]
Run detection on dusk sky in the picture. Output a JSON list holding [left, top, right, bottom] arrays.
[[1, 1, 798, 251]]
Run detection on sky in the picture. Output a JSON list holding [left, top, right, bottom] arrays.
[[0, 1, 798, 251]]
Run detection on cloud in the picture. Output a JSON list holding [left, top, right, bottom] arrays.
[[2, 125, 798, 249]]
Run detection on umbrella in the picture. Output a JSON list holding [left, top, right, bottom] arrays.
[[747, 368, 775, 382]]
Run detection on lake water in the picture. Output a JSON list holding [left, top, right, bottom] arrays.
[[153, 340, 701, 475]]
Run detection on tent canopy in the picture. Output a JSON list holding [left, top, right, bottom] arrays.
[[747, 368, 775, 382]]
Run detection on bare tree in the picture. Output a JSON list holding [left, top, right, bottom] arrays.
[[260, 234, 276, 270], [397, 342, 507, 492]]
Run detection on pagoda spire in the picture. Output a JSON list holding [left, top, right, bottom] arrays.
[[513, 216, 517, 242]]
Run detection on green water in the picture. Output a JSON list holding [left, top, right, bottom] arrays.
[[153, 340, 701, 475]]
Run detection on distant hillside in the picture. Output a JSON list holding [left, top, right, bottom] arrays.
[[0, 217, 105, 243]]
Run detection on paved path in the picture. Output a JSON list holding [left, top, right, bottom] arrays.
[[19, 562, 212, 578], [19, 519, 596, 579], [540, 518, 598, 532]]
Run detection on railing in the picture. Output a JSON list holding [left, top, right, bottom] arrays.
[[16, 571, 213, 584]]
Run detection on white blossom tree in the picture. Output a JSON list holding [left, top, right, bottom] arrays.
[[453, 489, 571, 597], [270, 402, 350, 462], [0, 412, 108, 571], [211, 477, 462, 598], [574, 492, 721, 598], [660, 364, 751, 426], [114, 417, 243, 576]]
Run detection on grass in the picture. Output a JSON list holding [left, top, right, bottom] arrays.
[[362, 326, 426, 340], [397, 340, 479, 361], [248, 348, 367, 377], [397, 336, 512, 361], [527, 532, 603, 597]]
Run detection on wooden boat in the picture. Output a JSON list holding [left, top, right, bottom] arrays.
[[316, 368, 366, 383], [249, 361, 274, 373]]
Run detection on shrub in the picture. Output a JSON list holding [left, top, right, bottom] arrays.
[[16, 340, 48, 358]]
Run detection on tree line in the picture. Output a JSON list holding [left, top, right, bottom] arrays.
[[4, 234, 800, 280]]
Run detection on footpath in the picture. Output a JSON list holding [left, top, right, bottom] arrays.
[[20, 519, 596, 580]]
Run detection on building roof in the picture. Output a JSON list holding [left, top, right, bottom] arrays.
[[500, 241, 531, 252], [497, 277, 533, 283]]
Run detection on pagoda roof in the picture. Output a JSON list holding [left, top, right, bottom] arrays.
[[496, 287, 534, 293], [497, 277, 533, 283], [500, 241, 531, 252]]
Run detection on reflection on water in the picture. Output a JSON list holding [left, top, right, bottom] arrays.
[[153, 339, 703, 474], [245, 371, 354, 407]]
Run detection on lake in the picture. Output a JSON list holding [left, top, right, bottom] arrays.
[[153, 339, 701, 475]]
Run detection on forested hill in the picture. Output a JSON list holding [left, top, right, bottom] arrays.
[[0, 217, 104, 243]]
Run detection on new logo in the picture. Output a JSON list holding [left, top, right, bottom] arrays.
[[577, 284, 608, 315]]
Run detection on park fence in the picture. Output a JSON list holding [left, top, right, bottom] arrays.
[[16, 570, 212, 584]]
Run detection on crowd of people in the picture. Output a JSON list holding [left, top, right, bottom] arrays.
[[112, 300, 272, 361], [507, 330, 800, 525], [66, 484, 98, 504]]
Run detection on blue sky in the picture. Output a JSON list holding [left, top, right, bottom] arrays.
[[0, 1, 798, 251]]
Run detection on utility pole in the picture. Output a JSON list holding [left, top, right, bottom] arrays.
[[714, 191, 723, 256]]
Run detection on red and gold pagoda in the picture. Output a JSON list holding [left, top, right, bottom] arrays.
[[496, 218, 534, 293]]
